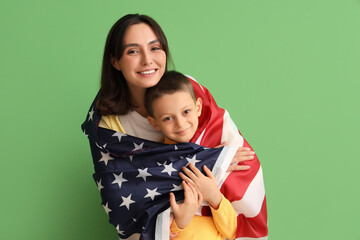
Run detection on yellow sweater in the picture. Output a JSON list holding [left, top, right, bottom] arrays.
[[99, 115, 237, 240]]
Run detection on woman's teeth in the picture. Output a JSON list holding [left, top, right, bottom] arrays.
[[140, 70, 155, 75]]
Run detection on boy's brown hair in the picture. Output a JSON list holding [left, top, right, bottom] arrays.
[[145, 70, 196, 117]]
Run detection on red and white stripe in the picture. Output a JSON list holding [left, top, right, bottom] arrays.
[[189, 76, 268, 239]]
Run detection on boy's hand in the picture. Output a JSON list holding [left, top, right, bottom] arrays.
[[170, 181, 203, 229], [179, 163, 222, 209]]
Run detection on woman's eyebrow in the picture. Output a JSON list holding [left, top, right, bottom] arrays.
[[124, 40, 159, 48], [149, 39, 160, 44]]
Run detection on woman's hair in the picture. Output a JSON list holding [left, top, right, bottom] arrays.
[[96, 14, 171, 115], [145, 70, 196, 117]]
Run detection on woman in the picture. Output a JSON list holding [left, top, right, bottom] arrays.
[[82, 14, 268, 240]]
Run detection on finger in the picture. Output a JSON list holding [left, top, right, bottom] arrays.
[[215, 141, 227, 148], [186, 181, 198, 195], [230, 157, 239, 164], [237, 155, 255, 161], [182, 181, 195, 201], [188, 163, 203, 177], [232, 152, 251, 163], [182, 166, 198, 180], [236, 147, 254, 154], [237, 151, 255, 157], [179, 172, 195, 185], [169, 192, 178, 211], [226, 165, 250, 172], [203, 165, 215, 179], [232, 154, 255, 163], [236, 148, 255, 156], [231, 157, 253, 164], [188, 182, 202, 204], [237, 147, 251, 152], [197, 189, 203, 205]]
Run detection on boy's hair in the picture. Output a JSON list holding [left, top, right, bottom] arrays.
[[145, 70, 196, 117]]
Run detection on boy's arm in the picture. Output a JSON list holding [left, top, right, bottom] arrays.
[[210, 195, 237, 239]]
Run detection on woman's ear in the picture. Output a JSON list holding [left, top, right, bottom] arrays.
[[196, 98, 202, 117], [111, 57, 121, 71], [147, 116, 160, 131]]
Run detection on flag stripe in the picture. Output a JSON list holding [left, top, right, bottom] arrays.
[[232, 166, 265, 217]]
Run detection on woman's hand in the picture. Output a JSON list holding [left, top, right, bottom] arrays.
[[216, 142, 255, 172], [179, 163, 222, 209], [227, 147, 255, 172], [169, 181, 203, 230]]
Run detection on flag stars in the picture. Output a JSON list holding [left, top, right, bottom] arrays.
[[99, 151, 114, 166], [132, 142, 144, 152], [186, 155, 201, 166], [171, 183, 183, 191], [88, 107, 94, 121], [103, 202, 112, 215], [137, 168, 152, 182], [144, 188, 161, 200], [112, 172, 128, 188], [161, 163, 177, 176], [113, 132, 126, 142], [97, 179, 104, 191], [120, 194, 135, 210], [116, 225, 125, 235]]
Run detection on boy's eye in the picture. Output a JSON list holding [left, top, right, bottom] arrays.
[[163, 117, 172, 122]]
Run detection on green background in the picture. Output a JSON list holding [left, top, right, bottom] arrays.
[[1, 0, 359, 239]]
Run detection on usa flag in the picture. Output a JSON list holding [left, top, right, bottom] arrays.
[[81, 76, 268, 240]]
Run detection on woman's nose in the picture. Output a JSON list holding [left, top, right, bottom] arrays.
[[141, 51, 152, 65]]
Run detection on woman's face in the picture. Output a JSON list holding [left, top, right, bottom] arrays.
[[113, 23, 166, 93]]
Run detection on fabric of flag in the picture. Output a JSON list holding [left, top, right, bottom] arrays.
[[81, 76, 268, 240]]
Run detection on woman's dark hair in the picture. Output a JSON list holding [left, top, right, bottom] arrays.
[[145, 70, 196, 117], [96, 14, 171, 115]]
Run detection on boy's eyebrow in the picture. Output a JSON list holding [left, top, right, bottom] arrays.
[[124, 40, 160, 48], [181, 104, 194, 110]]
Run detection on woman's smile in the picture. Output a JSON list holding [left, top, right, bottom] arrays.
[[138, 69, 157, 76]]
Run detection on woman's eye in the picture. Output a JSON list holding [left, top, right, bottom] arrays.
[[184, 109, 191, 114], [127, 49, 138, 54], [151, 46, 161, 51]]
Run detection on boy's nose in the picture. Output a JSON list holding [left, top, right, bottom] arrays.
[[175, 117, 186, 128]]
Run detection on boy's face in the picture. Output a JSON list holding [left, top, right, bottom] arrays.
[[147, 91, 202, 143]]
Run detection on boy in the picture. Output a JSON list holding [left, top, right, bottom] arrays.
[[145, 70, 237, 239]]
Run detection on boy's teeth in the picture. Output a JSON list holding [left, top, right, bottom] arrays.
[[141, 70, 155, 75]]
